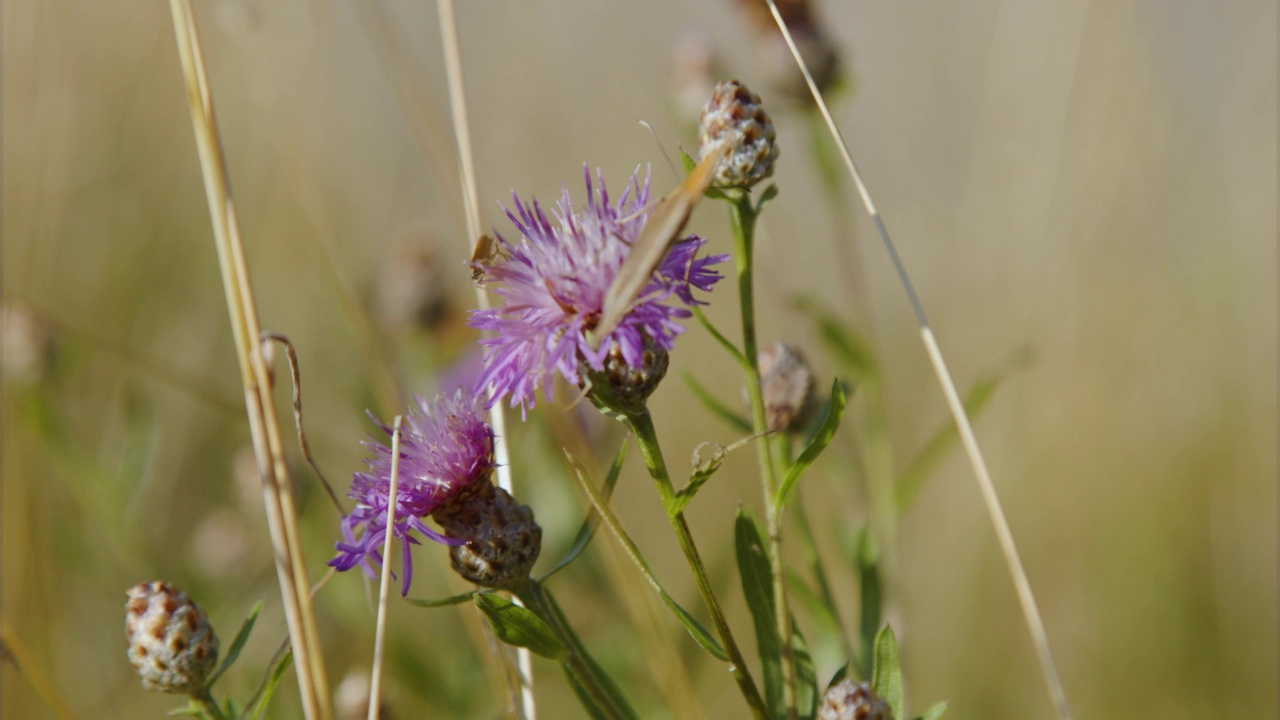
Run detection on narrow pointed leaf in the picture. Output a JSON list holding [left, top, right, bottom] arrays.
[[871, 625, 904, 720], [856, 527, 882, 673], [541, 441, 628, 580], [735, 510, 783, 718], [248, 649, 293, 720], [896, 348, 1032, 513], [913, 701, 949, 720], [692, 306, 751, 369], [755, 184, 779, 213], [404, 590, 476, 608], [683, 372, 752, 433], [775, 381, 847, 510], [205, 600, 261, 689], [794, 620, 818, 720], [566, 451, 728, 661], [564, 666, 612, 720], [474, 593, 567, 660], [793, 296, 877, 380]]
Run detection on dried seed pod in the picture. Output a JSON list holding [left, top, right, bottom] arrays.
[[698, 80, 779, 189], [124, 581, 220, 695], [757, 342, 818, 433], [588, 333, 671, 416], [817, 679, 894, 720], [432, 482, 541, 591]]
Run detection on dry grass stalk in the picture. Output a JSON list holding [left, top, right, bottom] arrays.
[[760, 1, 1073, 718], [166, 2, 333, 718], [367, 416, 403, 720], [434, 1, 536, 718]]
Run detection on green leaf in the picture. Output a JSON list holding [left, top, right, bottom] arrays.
[[248, 649, 293, 720], [683, 372, 752, 433], [670, 441, 729, 515], [824, 662, 852, 691], [564, 450, 728, 662], [755, 184, 779, 214], [792, 296, 878, 380], [912, 701, 949, 720], [775, 381, 847, 510], [793, 620, 817, 720], [871, 625, 904, 720], [404, 590, 476, 608], [735, 510, 783, 718], [679, 149, 696, 174], [895, 347, 1033, 514], [856, 527, 882, 675], [166, 703, 203, 717], [787, 572, 840, 639], [691, 306, 751, 369], [474, 593, 567, 660], [205, 600, 261, 689], [563, 666, 612, 720], [541, 441, 628, 580]]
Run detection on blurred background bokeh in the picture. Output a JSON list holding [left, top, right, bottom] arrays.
[[3, 0, 1275, 718]]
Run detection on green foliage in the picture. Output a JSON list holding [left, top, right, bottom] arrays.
[[735, 510, 784, 718], [247, 650, 294, 720], [871, 626, 904, 720], [474, 592, 568, 660], [793, 621, 817, 720], [856, 527, 882, 675], [205, 600, 262, 690], [683, 372, 752, 433], [775, 380, 848, 510], [404, 591, 477, 608], [912, 702, 949, 720], [541, 441, 628, 580]]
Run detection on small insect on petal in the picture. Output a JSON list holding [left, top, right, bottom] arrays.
[[596, 142, 729, 340], [469, 233, 501, 285]]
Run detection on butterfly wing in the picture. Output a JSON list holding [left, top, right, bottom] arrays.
[[595, 143, 727, 340]]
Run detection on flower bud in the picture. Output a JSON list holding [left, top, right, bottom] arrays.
[[586, 333, 671, 417], [818, 679, 893, 720], [432, 481, 541, 590], [698, 80, 779, 189], [757, 342, 818, 433], [124, 581, 220, 695], [2, 300, 57, 385]]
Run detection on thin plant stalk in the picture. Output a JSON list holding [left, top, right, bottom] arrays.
[[728, 194, 798, 719], [166, 3, 332, 718], [434, 1, 534, 717], [193, 689, 228, 720], [623, 410, 771, 720], [761, 2, 1072, 717], [367, 416, 403, 720]]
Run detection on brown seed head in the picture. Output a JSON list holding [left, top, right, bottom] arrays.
[[432, 482, 541, 590], [817, 679, 894, 720], [757, 342, 819, 433]]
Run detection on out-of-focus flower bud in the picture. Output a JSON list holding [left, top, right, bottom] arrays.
[[699, 80, 779, 189], [124, 581, 220, 695], [757, 342, 818, 433], [817, 679, 894, 720]]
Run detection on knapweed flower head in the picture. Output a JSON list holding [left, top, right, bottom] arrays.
[[470, 168, 727, 415], [329, 390, 495, 595]]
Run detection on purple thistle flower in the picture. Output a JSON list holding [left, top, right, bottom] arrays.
[[470, 167, 728, 415], [329, 391, 495, 596]]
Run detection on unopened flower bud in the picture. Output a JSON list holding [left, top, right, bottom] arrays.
[[432, 481, 541, 590], [699, 80, 778, 189], [757, 342, 818, 433], [726, 0, 844, 102], [585, 333, 671, 418], [818, 679, 893, 720], [124, 581, 220, 695]]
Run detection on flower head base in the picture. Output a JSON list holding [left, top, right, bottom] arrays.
[[125, 581, 220, 695], [470, 169, 727, 416], [329, 391, 495, 595]]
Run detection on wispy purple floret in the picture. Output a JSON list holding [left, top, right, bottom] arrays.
[[329, 391, 494, 596], [470, 167, 728, 415]]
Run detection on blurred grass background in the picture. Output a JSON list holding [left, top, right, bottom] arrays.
[[2, 0, 1275, 718]]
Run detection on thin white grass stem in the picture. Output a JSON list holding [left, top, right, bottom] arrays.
[[368, 416, 404, 720], [435, 2, 534, 718], [167, 3, 332, 718], [761, 3, 1073, 718]]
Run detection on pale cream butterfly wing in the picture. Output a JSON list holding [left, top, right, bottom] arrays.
[[596, 142, 728, 340]]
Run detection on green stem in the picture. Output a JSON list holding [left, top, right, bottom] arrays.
[[517, 580, 637, 720], [729, 194, 798, 719], [192, 689, 228, 720], [625, 409, 771, 720]]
